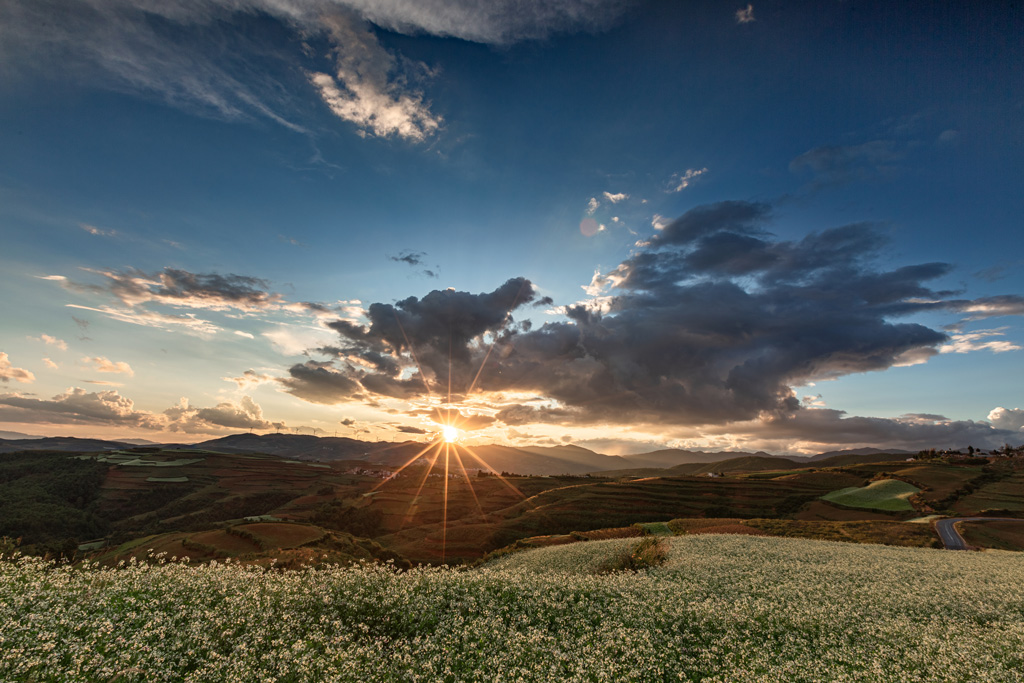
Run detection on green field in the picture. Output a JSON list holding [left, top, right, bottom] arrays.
[[3, 535, 1023, 681], [821, 478, 920, 511]]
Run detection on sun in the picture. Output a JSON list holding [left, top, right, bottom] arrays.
[[442, 425, 460, 443]]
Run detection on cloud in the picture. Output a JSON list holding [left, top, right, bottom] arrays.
[[31, 334, 68, 351], [668, 167, 708, 192], [389, 250, 426, 266], [988, 407, 1024, 432], [0, 387, 160, 428], [281, 199, 1024, 441], [164, 395, 277, 433], [790, 140, 904, 186], [341, 0, 632, 44], [71, 267, 285, 311], [0, 385, 282, 435], [66, 304, 222, 338], [278, 235, 308, 248], [0, 353, 35, 384], [735, 4, 754, 24], [586, 197, 600, 215], [602, 191, 629, 203], [234, 330, 256, 339], [278, 360, 364, 404], [82, 356, 135, 376], [263, 324, 338, 356], [740, 407, 1021, 452], [939, 328, 1021, 355], [395, 425, 427, 434], [945, 295, 1024, 321], [279, 277, 537, 404], [80, 223, 117, 237], [223, 369, 277, 389], [42, 358, 60, 370]]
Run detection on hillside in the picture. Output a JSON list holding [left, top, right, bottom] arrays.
[[4, 535, 1022, 682]]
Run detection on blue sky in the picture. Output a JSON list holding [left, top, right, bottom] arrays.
[[1, 0, 1022, 454]]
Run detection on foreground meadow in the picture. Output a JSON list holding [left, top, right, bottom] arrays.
[[2, 536, 1023, 682]]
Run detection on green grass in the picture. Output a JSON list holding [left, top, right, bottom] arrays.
[[821, 478, 920, 511]]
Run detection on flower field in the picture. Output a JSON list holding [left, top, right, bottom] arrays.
[[2, 535, 1023, 682]]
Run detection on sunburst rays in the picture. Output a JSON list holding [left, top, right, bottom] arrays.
[[359, 311, 533, 564]]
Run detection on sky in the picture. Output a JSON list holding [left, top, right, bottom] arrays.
[[1, 0, 1022, 455]]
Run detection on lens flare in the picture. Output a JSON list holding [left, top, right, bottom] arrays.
[[442, 425, 459, 443]]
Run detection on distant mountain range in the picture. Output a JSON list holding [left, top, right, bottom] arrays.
[[0, 433, 914, 475]]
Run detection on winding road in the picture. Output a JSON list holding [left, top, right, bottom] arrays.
[[934, 517, 1024, 550]]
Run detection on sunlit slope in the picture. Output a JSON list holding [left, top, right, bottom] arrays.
[[821, 479, 920, 511], [4, 535, 1023, 682]]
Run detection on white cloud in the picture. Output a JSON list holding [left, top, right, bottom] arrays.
[[31, 334, 68, 350], [735, 4, 755, 24], [82, 356, 135, 376], [651, 214, 669, 230], [668, 167, 708, 192], [223, 369, 277, 389], [602, 191, 628, 203], [42, 358, 59, 370], [164, 395, 279, 433], [0, 387, 160, 428], [988, 407, 1024, 432], [0, 352, 35, 384], [234, 330, 256, 339], [939, 328, 1021, 355], [307, 12, 442, 143], [263, 324, 337, 356], [586, 197, 599, 215]]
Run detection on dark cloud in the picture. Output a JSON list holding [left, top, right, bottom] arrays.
[[278, 277, 536, 403], [389, 250, 426, 266], [751, 408, 1019, 452], [281, 200, 1023, 437], [59, 267, 284, 312], [278, 361, 363, 404], [395, 425, 427, 434]]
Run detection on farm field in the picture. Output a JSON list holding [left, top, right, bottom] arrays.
[[3, 535, 1023, 682], [953, 471, 1024, 515], [821, 479, 920, 511], [957, 519, 1024, 552]]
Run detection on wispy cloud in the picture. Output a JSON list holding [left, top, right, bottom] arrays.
[[79, 223, 117, 237], [602, 191, 629, 203], [82, 356, 135, 376], [735, 4, 755, 24], [0, 352, 35, 384], [668, 168, 707, 192], [42, 358, 60, 370], [940, 328, 1021, 355], [66, 304, 222, 338], [586, 197, 599, 215], [223, 370, 277, 389]]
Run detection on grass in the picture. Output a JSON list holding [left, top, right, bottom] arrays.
[[6, 536, 1021, 681], [821, 479, 920, 511]]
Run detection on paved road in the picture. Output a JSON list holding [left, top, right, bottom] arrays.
[[934, 517, 1024, 550]]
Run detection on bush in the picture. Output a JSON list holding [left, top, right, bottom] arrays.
[[602, 536, 668, 572]]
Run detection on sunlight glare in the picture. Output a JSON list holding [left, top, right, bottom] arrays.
[[442, 425, 459, 443]]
